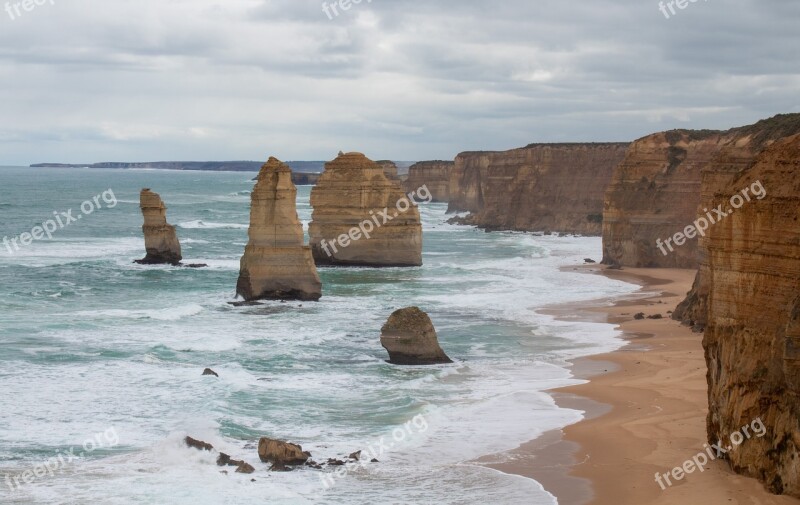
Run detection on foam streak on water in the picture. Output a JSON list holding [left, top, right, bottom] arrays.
[[0, 167, 639, 505]]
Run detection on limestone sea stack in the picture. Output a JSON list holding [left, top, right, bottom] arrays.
[[380, 307, 452, 365], [309, 152, 422, 267], [136, 189, 182, 265], [236, 157, 322, 302], [701, 134, 800, 497]]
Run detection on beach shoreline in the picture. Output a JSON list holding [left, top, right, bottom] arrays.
[[485, 266, 799, 505]]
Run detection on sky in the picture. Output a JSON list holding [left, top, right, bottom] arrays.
[[0, 0, 798, 165]]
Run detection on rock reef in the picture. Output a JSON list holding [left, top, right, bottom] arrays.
[[236, 157, 322, 302], [309, 152, 422, 267], [380, 307, 452, 365], [405, 161, 453, 202], [701, 134, 800, 497], [135, 189, 183, 265], [602, 114, 800, 268], [447, 143, 629, 235]]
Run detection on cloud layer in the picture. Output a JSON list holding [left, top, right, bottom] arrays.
[[1, 0, 798, 164]]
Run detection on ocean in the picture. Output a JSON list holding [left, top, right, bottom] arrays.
[[0, 167, 639, 504]]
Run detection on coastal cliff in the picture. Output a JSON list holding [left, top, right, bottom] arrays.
[[602, 114, 800, 268], [702, 134, 800, 497], [447, 143, 629, 235], [405, 161, 453, 201], [135, 189, 182, 265], [309, 152, 422, 267], [236, 158, 322, 301]]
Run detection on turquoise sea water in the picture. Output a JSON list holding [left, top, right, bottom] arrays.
[[0, 167, 639, 504]]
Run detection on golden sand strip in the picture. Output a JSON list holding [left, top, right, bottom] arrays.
[[486, 266, 798, 505]]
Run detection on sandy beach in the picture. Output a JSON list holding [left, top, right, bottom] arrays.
[[486, 266, 799, 505]]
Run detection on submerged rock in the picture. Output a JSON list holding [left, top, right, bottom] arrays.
[[309, 152, 422, 267], [236, 157, 322, 302], [135, 189, 182, 265], [380, 307, 452, 365], [202, 368, 219, 377]]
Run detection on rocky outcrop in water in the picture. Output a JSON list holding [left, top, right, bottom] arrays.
[[309, 152, 422, 267], [135, 189, 182, 265], [602, 114, 800, 268], [380, 307, 452, 365], [702, 134, 800, 498], [447, 143, 629, 235], [217, 453, 256, 474], [405, 161, 453, 202], [185, 436, 214, 452], [236, 157, 322, 302], [258, 438, 311, 470]]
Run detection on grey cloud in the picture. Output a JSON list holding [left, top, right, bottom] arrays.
[[0, 0, 797, 164]]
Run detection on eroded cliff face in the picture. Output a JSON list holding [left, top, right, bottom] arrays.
[[703, 134, 800, 497], [136, 189, 182, 265], [405, 161, 453, 202], [603, 114, 800, 268], [236, 157, 322, 301], [672, 114, 800, 327], [309, 152, 422, 267], [376, 160, 400, 181], [447, 144, 629, 235]]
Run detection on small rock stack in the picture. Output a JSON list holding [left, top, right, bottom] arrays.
[[136, 189, 182, 265]]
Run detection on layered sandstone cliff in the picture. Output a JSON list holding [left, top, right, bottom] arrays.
[[603, 114, 800, 268], [376, 160, 400, 181], [447, 144, 629, 235], [309, 152, 422, 267], [702, 134, 800, 497], [236, 158, 322, 301], [136, 189, 182, 265], [405, 161, 453, 202]]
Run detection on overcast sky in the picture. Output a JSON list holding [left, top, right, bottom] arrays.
[[0, 0, 798, 165]]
